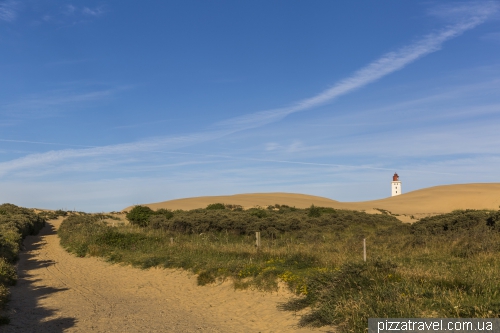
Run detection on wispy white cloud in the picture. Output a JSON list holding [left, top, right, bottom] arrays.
[[0, 130, 232, 177], [0, 2, 497, 181], [265, 142, 281, 151], [44, 58, 93, 67], [6, 90, 113, 108], [64, 4, 77, 15], [428, 1, 500, 22], [264, 140, 312, 153], [217, 2, 498, 131], [0, 0, 18, 22], [64, 4, 104, 17], [111, 118, 180, 130], [3, 153, 498, 211], [38, 4, 106, 25], [0, 139, 96, 148], [0, 85, 131, 120], [300, 121, 500, 159], [481, 31, 500, 42], [82, 6, 104, 17]]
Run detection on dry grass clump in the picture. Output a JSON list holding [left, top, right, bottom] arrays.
[[59, 206, 500, 333]]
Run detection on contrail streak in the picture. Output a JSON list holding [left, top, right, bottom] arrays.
[[0, 139, 97, 148], [218, 2, 497, 130], [0, 2, 496, 177]]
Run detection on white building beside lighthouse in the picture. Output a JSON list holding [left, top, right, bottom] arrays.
[[392, 173, 401, 196]]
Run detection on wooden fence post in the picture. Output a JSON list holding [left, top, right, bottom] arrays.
[[363, 238, 366, 262], [256, 232, 261, 249]]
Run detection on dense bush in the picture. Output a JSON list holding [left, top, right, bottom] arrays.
[[0, 204, 45, 324], [125, 205, 401, 235], [37, 209, 69, 220], [206, 203, 225, 210], [307, 204, 322, 217], [58, 215, 106, 257], [410, 210, 500, 257], [126, 205, 155, 227], [126, 205, 174, 227], [411, 210, 500, 235]]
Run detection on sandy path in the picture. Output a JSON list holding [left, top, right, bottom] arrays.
[[5, 218, 333, 333]]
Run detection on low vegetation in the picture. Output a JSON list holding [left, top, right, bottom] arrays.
[[0, 204, 45, 325], [37, 209, 69, 221], [58, 205, 500, 333]]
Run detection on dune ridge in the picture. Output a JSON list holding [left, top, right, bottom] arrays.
[[124, 183, 500, 221]]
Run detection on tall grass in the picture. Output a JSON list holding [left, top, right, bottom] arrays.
[[58, 207, 500, 332], [0, 203, 46, 324]]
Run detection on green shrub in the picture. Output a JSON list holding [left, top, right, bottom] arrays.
[[0, 204, 45, 324], [412, 210, 500, 235], [308, 205, 321, 217], [126, 205, 155, 227], [122, 205, 401, 236], [156, 208, 174, 219], [0, 285, 9, 311], [225, 204, 243, 211], [37, 209, 70, 220], [248, 208, 268, 219], [206, 203, 226, 210], [197, 270, 216, 285], [0, 258, 16, 286], [54, 209, 68, 217]]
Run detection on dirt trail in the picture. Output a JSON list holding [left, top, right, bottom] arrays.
[[5, 218, 332, 333]]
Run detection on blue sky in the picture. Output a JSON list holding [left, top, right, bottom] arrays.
[[1, 1, 500, 212]]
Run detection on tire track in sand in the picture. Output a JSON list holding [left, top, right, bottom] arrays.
[[5, 218, 333, 333]]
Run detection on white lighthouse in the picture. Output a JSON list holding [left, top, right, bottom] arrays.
[[391, 173, 401, 196]]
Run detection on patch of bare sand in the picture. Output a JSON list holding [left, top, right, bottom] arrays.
[[126, 183, 500, 222], [5, 217, 332, 333]]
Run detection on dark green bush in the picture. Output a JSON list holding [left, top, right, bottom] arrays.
[[0, 259, 16, 286], [54, 209, 68, 217], [308, 205, 321, 217], [206, 203, 226, 210], [124, 205, 401, 236], [412, 210, 500, 235], [126, 206, 175, 227], [248, 208, 268, 219], [95, 230, 149, 249], [0, 204, 45, 324], [37, 209, 70, 220], [126, 205, 155, 227], [156, 208, 174, 219], [58, 215, 106, 257]]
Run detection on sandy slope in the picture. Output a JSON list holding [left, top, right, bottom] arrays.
[[126, 183, 500, 221], [137, 193, 341, 212], [5, 217, 331, 333]]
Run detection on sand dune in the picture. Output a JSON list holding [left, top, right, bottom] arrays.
[[125, 183, 500, 221], [134, 192, 341, 212]]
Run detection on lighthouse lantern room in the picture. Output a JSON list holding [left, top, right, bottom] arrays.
[[391, 173, 401, 196]]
